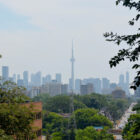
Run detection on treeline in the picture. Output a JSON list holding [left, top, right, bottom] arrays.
[[33, 93, 132, 121]]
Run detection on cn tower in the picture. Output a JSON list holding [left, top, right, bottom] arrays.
[[70, 40, 75, 92]]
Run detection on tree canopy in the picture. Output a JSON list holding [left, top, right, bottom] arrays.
[[74, 108, 113, 129], [0, 82, 36, 139], [104, 0, 140, 90], [75, 126, 114, 140]]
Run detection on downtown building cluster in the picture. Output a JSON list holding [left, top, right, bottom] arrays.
[[1, 66, 131, 98]]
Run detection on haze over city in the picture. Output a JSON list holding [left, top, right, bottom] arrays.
[[0, 0, 137, 83]]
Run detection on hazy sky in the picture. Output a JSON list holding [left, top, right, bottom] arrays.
[[0, 0, 138, 83]]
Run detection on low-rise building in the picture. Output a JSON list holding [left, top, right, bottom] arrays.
[[22, 102, 42, 140]]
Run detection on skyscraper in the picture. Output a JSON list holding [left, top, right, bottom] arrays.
[[56, 73, 62, 83], [2, 66, 9, 81], [12, 74, 16, 83], [31, 72, 41, 86], [75, 79, 81, 93], [119, 74, 124, 85], [46, 75, 52, 83], [70, 41, 75, 92], [23, 71, 29, 88], [102, 78, 110, 89], [125, 72, 130, 96]]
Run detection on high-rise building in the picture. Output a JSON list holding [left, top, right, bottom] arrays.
[[119, 74, 124, 85], [69, 78, 72, 91], [82, 78, 101, 93], [48, 83, 61, 96], [61, 84, 68, 94], [2, 66, 9, 81], [23, 71, 29, 88], [93, 78, 101, 93], [75, 79, 81, 93], [102, 78, 110, 89], [80, 83, 94, 95], [110, 83, 117, 92], [17, 74, 20, 82], [31, 72, 41, 86], [12, 74, 16, 83], [56, 73, 62, 83], [46, 75, 52, 83], [118, 74, 125, 90], [125, 71, 130, 96], [70, 41, 75, 92], [17, 79, 24, 87]]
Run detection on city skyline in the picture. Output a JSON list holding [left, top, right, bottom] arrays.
[[1, 65, 131, 85], [0, 0, 136, 84]]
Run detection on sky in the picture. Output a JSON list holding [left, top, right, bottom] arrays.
[[0, 0, 138, 84]]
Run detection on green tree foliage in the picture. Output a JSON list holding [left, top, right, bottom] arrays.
[[106, 98, 131, 121], [33, 93, 131, 122], [0, 129, 14, 140], [74, 108, 113, 129], [75, 126, 114, 140], [74, 93, 108, 110], [0, 81, 29, 103], [122, 114, 140, 140], [122, 100, 140, 139], [104, 0, 140, 90], [34, 94, 87, 113], [43, 111, 68, 135], [0, 81, 36, 139], [43, 111, 69, 140]]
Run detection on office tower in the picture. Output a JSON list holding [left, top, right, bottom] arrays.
[[42, 77, 46, 85], [61, 84, 68, 94], [80, 83, 94, 95], [46, 75, 52, 83], [125, 71, 130, 96], [44, 82, 61, 96], [17, 74, 20, 81], [56, 73, 62, 83], [75, 79, 82, 93], [17, 79, 24, 87], [70, 41, 75, 92], [110, 83, 117, 92], [31, 73, 35, 86], [119, 74, 124, 85], [12, 74, 16, 83], [93, 78, 101, 93], [23, 71, 29, 88], [102, 78, 110, 89], [2, 66, 9, 81], [36, 72, 41, 86], [82, 78, 101, 93], [31, 72, 42, 86]]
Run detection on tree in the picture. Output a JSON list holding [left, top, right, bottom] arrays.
[[0, 129, 14, 140], [104, 0, 140, 90], [43, 111, 68, 135], [0, 81, 36, 139], [75, 126, 114, 140], [74, 108, 112, 129], [122, 114, 140, 140]]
